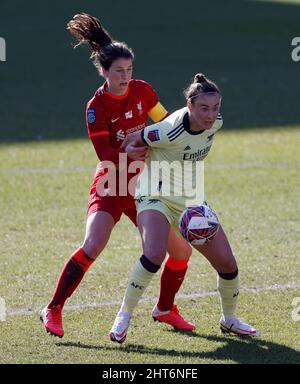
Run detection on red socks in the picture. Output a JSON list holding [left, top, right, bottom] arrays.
[[48, 248, 94, 309], [156, 256, 189, 311], [47, 251, 188, 312]]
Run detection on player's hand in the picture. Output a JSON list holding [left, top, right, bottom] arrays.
[[124, 143, 149, 161], [121, 131, 144, 149]]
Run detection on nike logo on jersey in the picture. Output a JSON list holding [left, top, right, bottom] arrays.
[[111, 117, 120, 123], [207, 134, 215, 142]]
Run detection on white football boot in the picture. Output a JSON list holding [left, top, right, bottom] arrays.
[[220, 316, 259, 337], [109, 311, 131, 344]]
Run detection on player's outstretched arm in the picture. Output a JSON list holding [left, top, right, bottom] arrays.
[[121, 130, 149, 161]]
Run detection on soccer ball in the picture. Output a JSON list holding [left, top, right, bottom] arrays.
[[179, 204, 220, 245]]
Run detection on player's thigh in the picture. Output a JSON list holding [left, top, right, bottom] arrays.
[[137, 209, 170, 265], [193, 225, 237, 273], [167, 228, 192, 261], [123, 199, 138, 227], [82, 211, 115, 259]]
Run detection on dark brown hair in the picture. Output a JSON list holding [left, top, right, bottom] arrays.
[[67, 13, 134, 72], [184, 73, 220, 103]]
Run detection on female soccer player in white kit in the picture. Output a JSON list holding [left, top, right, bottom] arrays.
[[109, 73, 259, 343]]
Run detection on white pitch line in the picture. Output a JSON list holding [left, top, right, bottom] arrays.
[[0, 166, 94, 174], [6, 282, 300, 318]]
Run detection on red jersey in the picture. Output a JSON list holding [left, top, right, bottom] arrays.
[[86, 79, 159, 165]]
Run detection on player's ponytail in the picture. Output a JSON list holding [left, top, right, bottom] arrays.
[[184, 73, 220, 103], [67, 13, 112, 51], [67, 13, 134, 72]]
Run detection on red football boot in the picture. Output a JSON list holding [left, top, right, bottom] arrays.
[[40, 305, 64, 338], [152, 304, 196, 331]]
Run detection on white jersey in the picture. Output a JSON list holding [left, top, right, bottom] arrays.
[[135, 107, 223, 209]]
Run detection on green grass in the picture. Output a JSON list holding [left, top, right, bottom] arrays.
[[1, 290, 299, 364], [0, 128, 299, 364]]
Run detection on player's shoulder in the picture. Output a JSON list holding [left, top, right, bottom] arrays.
[[212, 112, 223, 131], [86, 86, 106, 110], [164, 107, 188, 126], [150, 107, 187, 138], [130, 79, 155, 94]]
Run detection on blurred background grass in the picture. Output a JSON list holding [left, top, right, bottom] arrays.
[[0, 0, 300, 142]]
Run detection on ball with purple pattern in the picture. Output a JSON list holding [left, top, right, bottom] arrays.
[[179, 204, 220, 245]]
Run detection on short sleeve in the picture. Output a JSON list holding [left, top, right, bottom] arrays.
[[86, 98, 109, 140], [86, 97, 123, 163], [142, 120, 171, 148], [137, 80, 159, 112]]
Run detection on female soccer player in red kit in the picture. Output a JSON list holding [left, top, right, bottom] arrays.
[[40, 13, 194, 338]]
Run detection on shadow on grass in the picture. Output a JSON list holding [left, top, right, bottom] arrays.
[[56, 333, 300, 364], [1, 0, 300, 143]]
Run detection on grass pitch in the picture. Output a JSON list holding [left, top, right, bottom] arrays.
[[0, 128, 299, 364]]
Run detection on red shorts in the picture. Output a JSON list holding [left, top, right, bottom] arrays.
[[87, 170, 137, 226]]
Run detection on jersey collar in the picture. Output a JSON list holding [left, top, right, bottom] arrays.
[[98, 81, 130, 99], [183, 112, 205, 135]]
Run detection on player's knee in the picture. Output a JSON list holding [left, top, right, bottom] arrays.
[[82, 238, 106, 260], [182, 243, 192, 260], [168, 239, 192, 261], [143, 248, 166, 266], [221, 258, 238, 273], [171, 246, 192, 262]]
